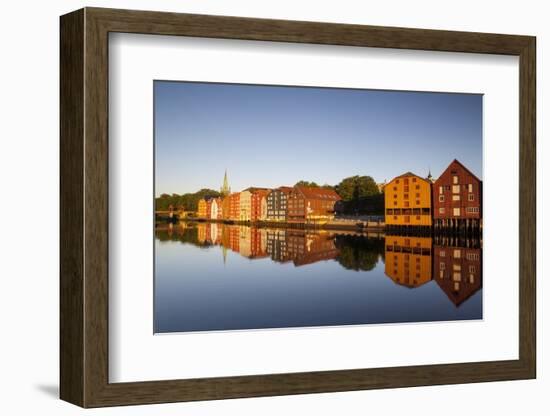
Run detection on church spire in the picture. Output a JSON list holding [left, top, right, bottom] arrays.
[[220, 169, 231, 196], [426, 167, 434, 183]]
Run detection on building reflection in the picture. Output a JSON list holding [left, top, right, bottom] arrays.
[[158, 222, 340, 266], [155, 222, 482, 308], [384, 235, 433, 288], [432, 235, 482, 306], [286, 230, 340, 266], [247, 227, 268, 259], [383, 234, 482, 305], [265, 229, 291, 263]]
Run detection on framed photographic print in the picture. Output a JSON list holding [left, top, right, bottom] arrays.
[[60, 7, 536, 408]]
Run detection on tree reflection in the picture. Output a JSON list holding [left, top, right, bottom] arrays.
[[334, 235, 384, 272], [155, 222, 482, 307]]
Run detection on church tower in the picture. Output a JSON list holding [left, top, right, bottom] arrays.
[[220, 169, 231, 196], [426, 168, 434, 183]]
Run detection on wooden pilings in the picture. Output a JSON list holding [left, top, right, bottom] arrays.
[[386, 219, 482, 238], [433, 218, 482, 236], [385, 225, 433, 236]]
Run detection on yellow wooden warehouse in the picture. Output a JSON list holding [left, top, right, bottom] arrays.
[[384, 235, 432, 287], [384, 172, 432, 227]]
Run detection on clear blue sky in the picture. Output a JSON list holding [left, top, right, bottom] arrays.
[[154, 81, 482, 196]]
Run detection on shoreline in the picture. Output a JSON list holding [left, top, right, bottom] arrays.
[[155, 216, 482, 236], [161, 217, 378, 231]]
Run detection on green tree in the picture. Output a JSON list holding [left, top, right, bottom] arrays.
[[295, 180, 319, 187], [155, 188, 220, 212], [335, 175, 379, 201]]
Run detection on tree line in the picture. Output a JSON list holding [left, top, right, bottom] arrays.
[[295, 175, 383, 215], [155, 175, 384, 215], [155, 188, 221, 212]]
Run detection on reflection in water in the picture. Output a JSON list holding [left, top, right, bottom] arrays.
[[433, 235, 482, 307], [155, 222, 482, 333], [385, 236, 433, 288]]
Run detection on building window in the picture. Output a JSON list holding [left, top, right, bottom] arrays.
[[453, 249, 461, 258], [416, 215, 420, 220], [393, 201, 397, 206], [453, 207, 460, 216], [440, 262, 445, 270], [453, 175, 459, 184], [412, 178, 417, 182], [386, 209, 393, 215], [393, 194, 397, 198], [439, 195, 445, 202], [415, 200, 420, 205], [469, 265, 476, 273], [404, 186, 409, 192], [468, 193, 475, 201], [439, 207, 445, 214], [404, 193, 409, 199], [439, 186, 443, 194], [452, 195, 460, 201], [468, 183, 473, 192], [452, 185, 460, 194]]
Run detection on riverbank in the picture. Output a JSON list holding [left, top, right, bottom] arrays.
[[156, 216, 482, 238], [203, 218, 382, 231], [156, 215, 383, 231]]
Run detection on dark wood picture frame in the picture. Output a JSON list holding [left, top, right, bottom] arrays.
[[60, 7, 536, 408]]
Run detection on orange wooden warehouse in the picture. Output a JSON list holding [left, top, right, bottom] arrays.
[[384, 172, 433, 227]]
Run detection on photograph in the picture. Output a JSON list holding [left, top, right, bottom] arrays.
[[52, 4, 539, 410], [153, 81, 483, 334]]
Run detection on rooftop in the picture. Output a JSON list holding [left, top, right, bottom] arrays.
[[293, 185, 342, 200]]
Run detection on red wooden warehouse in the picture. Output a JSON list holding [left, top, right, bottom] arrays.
[[287, 186, 341, 224], [432, 159, 482, 231]]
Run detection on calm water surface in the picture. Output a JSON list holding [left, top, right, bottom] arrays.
[[154, 222, 482, 333]]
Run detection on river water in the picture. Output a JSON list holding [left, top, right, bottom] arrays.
[[154, 221, 482, 333]]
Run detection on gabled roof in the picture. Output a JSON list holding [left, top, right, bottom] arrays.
[[293, 185, 342, 200], [390, 171, 431, 184], [242, 187, 271, 194], [277, 186, 293, 194], [396, 171, 417, 178], [252, 189, 270, 197], [441, 159, 482, 183]]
